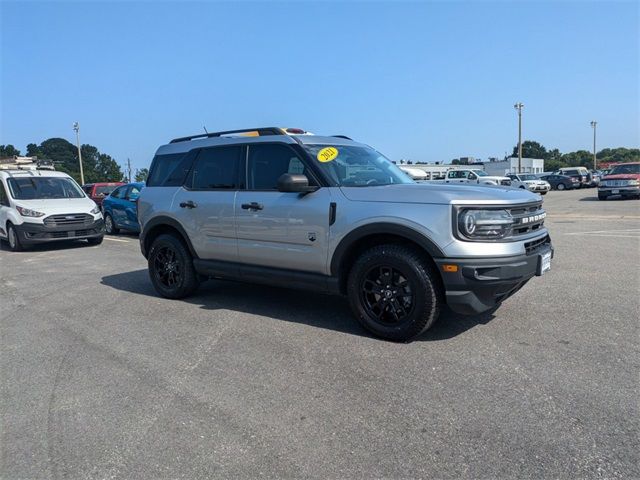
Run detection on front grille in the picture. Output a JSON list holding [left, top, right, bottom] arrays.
[[43, 213, 93, 227], [508, 202, 546, 238], [500, 179, 512, 186], [603, 180, 633, 187], [524, 235, 550, 255]]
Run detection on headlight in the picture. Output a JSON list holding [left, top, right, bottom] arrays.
[[457, 208, 514, 239], [16, 206, 45, 217], [627, 180, 639, 186], [90, 205, 101, 215]]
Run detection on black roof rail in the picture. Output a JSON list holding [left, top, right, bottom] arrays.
[[332, 135, 352, 140], [170, 127, 285, 144]]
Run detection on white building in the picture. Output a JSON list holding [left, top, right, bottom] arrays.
[[483, 157, 544, 176]]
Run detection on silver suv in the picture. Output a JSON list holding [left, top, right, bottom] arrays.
[[138, 127, 553, 341]]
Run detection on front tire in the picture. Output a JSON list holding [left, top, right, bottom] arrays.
[[148, 234, 199, 299], [7, 223, 23, 252], [598, 192, 607, 201], [104, 213, 119, 235], [87, 235, 104, 246], [347, 244, 442, 342]]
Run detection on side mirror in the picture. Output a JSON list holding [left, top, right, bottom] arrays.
[[277, 174, 318, 193]]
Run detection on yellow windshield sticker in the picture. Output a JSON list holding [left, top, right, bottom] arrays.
[[317, 147, 339, 163]]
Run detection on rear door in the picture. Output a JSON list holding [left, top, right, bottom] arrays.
[[107, 186, 127, 225], [172, 145, 241, 261], [235, 143, 331, 274], [123, 185, 142, 230]]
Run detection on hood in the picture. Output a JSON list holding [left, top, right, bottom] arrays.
[[14, 197, 97, 214], [603, 173, 640, 181], [340, 183, 540, 205]]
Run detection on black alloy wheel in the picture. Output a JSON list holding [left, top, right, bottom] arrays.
[[148, 234, 199, 299], [360, 265, 415, 325]]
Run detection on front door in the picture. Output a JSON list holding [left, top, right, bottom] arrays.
[[0, 181, 10, 238], [171, 145, 241, 261], [235, 143, 331, 275]]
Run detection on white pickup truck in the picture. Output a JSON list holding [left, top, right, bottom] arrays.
[[444, 169, 512, 187]]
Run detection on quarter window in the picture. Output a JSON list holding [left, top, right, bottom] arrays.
[[189, 146, 241, 190]]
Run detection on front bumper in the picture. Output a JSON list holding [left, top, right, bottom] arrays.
[[527, 185, 550, 193], [435, 236, 553, 315], [15, 219, 105, 245], [598, 186, 640, 197]]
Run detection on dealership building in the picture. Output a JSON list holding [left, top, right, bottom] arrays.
[[483, 157, 545, 176]]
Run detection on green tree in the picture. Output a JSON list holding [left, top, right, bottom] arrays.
[[511, 140, 547, 159], [24, 138, 124, 183], [0, 145, 21, 157], [135, 168, 149, 182]]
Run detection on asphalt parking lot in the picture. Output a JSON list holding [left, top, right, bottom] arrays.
[[1, 188, 639, 479]]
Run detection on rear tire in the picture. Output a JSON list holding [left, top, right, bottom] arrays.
[[104, 214, 119, 235], [347, 244, 442, 342], [7, 223, 23, 252], [557, 183, 565, 191], [148, 233, 199, 299]]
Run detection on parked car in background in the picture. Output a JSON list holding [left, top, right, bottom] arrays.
[[444, 168, 511, 186], [539, 174, 579, 191], [102, 182, 145, 234], [82, 182, 124, 209], [0, 169, 104, 251], [506, 174, 551, 195], [597, 162, 640, 200], [556, 167, 589, 188], [588, 170, 601, 187], [398, 166, 428, 180]]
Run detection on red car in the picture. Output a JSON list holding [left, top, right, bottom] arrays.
[[82, 182, 125, 208], [598, 162, 640, 200]]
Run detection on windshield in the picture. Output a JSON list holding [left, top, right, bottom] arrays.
[[7, 177, 85, 200], [472, 170, 488, 176], [303, 144, 413, 187], [610, 164, 640, 175], [520, 174, 537, 180]]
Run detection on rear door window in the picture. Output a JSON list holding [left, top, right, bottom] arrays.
[[187, 146, 242, 190]]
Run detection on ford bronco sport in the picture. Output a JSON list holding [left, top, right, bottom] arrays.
[[137, 127, 553, 341]]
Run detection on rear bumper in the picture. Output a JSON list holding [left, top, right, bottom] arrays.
[[14, 219, 104, 245], [435, 237, 553, 315]]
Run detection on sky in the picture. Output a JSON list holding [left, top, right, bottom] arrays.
[[1, 0, 638, 172]]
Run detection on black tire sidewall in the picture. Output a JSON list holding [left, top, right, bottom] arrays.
[[7, 224, 22, 252], [148, 234, 199, 299], [347, 245, 440, 341]]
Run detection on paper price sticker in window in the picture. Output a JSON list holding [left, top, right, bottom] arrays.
[[317, 147, 339, 163]]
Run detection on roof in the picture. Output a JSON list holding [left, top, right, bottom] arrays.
[[0, 169, 72, 179], [156, 127, 362, 156]]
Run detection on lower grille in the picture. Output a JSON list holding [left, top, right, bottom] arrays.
[[525, 235, 550, 255]]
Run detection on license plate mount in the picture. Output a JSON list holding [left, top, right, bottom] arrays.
[[537, 251, 552, 276]]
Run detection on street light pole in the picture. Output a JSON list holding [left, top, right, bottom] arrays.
[[590, 121, 597, 171], [73, 122, 85, 185], [514, 102, 524, 173]]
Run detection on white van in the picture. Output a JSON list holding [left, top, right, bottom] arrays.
[[0, 170, 104, 251]]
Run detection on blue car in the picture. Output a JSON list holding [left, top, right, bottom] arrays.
[[103, 182, 144, 234]]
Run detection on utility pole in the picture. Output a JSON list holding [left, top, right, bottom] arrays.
[[590, 121, 597, 171], [72, 122, 85, 185], [514, 103, 524, 173], [127, 158, 132, 183]]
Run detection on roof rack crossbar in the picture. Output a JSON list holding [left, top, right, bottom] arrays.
[[170, 127, 285, 144]]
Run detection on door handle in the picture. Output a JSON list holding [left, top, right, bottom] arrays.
[[179, 200, 197, 209], [241, 202, 264, 211]]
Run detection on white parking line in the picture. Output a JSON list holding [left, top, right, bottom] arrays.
[[565, 228, 640, 238], [104, 237, 131, 243]]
